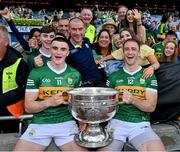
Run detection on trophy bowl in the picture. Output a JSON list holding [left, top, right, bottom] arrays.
[[67, 87, 118, 148]]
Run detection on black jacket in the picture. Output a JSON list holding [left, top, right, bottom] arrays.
[[0, 46, 29, 111]]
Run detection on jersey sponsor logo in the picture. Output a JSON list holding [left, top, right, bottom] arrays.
[[127, 77, 135, 85], [39, 87, 72, 100], [115, 86, 145, 100], [42, 78, 51, 83], [116, 79, 124, 83]]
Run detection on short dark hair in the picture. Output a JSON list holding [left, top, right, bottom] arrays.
[[51, 37, 69, 44], [40, 25, 56, 34], [166, 30, 177, 38], [28, 28, 40, 40], [123, 38, 140, 51], [161, 13, 170, 23], [55, 32, 67, 39]]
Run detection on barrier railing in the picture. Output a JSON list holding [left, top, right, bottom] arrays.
[[0, 114, 33, 136]]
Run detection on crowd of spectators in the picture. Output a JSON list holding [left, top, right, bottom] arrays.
[[0, 3, 180, 151]]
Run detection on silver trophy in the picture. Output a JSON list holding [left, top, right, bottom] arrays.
[[68, 87, 118, 148]]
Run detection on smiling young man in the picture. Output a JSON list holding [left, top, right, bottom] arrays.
[[14, 37, 87, 151], [101, 39, 165, 151], [27, 25, 56, 70]]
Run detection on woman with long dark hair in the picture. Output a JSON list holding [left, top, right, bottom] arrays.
[[124, 9, 146, 43]]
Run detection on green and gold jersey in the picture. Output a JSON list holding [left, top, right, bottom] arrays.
[[152, 42, 164, 61], [158, 23, 169, 38], [26, 63, 81, 124], [107, 67, 157, 122]]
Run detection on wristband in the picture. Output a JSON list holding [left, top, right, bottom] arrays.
[[137, 24, 142, 26]]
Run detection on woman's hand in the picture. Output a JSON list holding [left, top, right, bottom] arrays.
[[142, 66, 154, 79], [132, 9, 141, 22]]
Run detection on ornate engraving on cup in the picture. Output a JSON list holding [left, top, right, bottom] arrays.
[[68, 87, 118, 148]]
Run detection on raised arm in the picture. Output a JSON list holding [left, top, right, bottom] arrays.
[[1, 8, 30, 52], [133, 9, 146, 43]]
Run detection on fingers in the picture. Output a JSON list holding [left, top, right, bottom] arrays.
[[142, 73, 153, 79], [28, 37, 38, 49], [47, 93, 64, 107], [34, 54, 44, 67], [122, 90, 133, 104], [142, 66, 154, 79]]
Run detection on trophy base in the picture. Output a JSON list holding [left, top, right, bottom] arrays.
[[74, 132, 113, 148]]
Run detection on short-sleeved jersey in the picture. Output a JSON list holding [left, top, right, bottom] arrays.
[[157, 23, 169, 39], [152, 42, 164, 61], [112, 44, 154, 66], [26, 63, 81, 124], [107, 67, 157, 122], [146, 32, 155, 47]]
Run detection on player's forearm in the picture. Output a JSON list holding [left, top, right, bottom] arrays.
[[132, 97, 156, 112], [25, 99, 48, 113]]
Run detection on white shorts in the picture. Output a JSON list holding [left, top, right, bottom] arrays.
[[107, 119, 160, 149], [20, 121, 78, 147]]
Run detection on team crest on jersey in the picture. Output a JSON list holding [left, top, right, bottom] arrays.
[[140, 78, 145, 84], [67, 77, 73, 85], [28, 128, 36, 136], [127, 77, 135, 85]]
